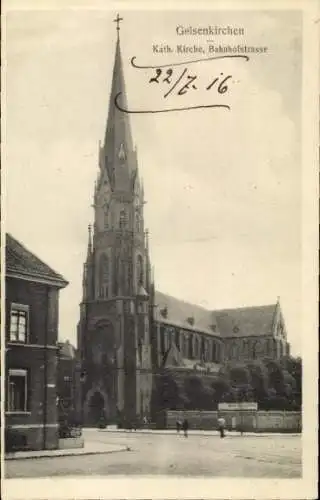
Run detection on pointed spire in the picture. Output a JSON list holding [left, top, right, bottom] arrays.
[[103, 15, 136, 189]]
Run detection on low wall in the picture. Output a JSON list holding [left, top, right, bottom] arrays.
[[163, 410, 301, 433], [255, 411, 302, 432]]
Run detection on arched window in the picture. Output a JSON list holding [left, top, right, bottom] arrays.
[[119, 209, 128, 229], [99, 254, 110, 298], [137, 254, 144, 285]]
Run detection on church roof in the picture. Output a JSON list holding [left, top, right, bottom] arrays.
[[154, 290, 279, 339], [154, 291, 220, 337], [213, 304, 277, 338], [6, 233, 68, 287]]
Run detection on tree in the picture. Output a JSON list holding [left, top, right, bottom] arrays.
[[211, 377, 232, 404], [247, 360, 269, 407], [156, 372, 181, 410], [280, 356, 302, 409], [184, 375, 204, 409], [229, 364, 251, 386], [264, 359, 284, 389]]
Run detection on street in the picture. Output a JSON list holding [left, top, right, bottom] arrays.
[[5, 430, 301, 478]]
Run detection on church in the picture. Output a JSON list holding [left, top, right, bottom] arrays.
[[77, 21, 290, 427]]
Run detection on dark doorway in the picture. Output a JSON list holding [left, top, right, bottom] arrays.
[[88, 391, 105, 426]]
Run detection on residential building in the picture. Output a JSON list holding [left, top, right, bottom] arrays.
[[5, 234, 68, 450]]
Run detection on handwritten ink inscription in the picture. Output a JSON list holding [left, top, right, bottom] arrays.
[[149, 67, 231, 98], [115, 54, 249, 114]]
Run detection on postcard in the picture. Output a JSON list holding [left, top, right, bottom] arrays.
[[2, 0, 319, 499]]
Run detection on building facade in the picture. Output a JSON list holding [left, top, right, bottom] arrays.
[[5, 234, 68, 451], [153, 292, 290, 373], [78, 29, 290, 427]]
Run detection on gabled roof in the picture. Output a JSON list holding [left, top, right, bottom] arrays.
[[6, 233, 68, 288], [154, 291, 219, 337], [213, 304, 277, 338], [154, 290, 280, 339], [163, 342, 184, 368]]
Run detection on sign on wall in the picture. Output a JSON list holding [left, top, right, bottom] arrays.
[[218, 402, 258, 411]]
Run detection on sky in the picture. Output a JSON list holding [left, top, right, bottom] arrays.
[[5, 6, 303, 354]]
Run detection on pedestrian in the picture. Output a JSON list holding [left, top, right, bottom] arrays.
[[182, 418, 189, 438], [217, 416, 226, 438], [176, 419, 181, 434]]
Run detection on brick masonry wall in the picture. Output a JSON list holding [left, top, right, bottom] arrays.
[[5, 347, 59, 450], [6, 278, 59, 346], [5, 277, 60, 450]]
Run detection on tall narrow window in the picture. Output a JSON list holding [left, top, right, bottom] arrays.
[[194, 337, 199, 358], [9, 304, 28, 343], [212, 342, 217, 362], [119, 209, 128, 229], [175, 330, 180, 349], [188, 335, 193, 358], [99, 254, 110, 298], [216, 343, 220, 362], [7, 369, 28, 412], [104, 203, 109, 229], [136, 255, 144, 285], [201, 338, 205, 361], [135, 211, 140, 233]]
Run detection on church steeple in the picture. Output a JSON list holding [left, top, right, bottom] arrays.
[[101, 16, 137, 191], [78, 15, 153, 429]]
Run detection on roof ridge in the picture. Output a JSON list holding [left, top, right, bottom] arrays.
[[213, 303, 276, 313], [155, 289, 211, 313]]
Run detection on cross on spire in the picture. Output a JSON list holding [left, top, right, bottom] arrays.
[[114, 13, 123, 36]]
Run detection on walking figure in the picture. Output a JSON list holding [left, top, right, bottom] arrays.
[[176, 419, 182, 434], [217, 416, 226, 438], [182, 418, 189, 438]]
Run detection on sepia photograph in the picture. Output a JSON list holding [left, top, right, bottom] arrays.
[[2, 1, 318, 499]]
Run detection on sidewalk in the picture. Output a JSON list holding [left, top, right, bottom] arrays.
[[5, 440, 129, 461], [94, 428, 300, 437]]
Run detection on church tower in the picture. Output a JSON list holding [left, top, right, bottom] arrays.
[[78, 18, 153, 427]]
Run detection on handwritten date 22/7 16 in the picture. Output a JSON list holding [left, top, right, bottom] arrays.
[[114, 55, 250, 114], [149, 67, 232, 99]]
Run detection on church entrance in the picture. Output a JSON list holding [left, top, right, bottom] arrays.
[[87, 391, 106, 426]]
